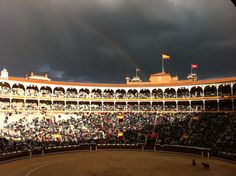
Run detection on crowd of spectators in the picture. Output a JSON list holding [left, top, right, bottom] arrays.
[[177, 90, 189, 98], [41, 89, 52, 97], [0, 101, 233, 112], [78, 90, 89, 98], [12, 88, 24, 96], [26, 88, 38, 97], [0, 86, 11, 95], [25, 102, 38, 111], [90, 91, 102, 99], [0, 112, 235, 156], [53, 90, 65, 98], [103, 91, 114, 99], [66, 90, 77, 98], [0, 102, 10, 110], [152, 91, 164, 98]]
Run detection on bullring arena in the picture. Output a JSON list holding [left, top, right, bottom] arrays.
[[0, 68, 236, 175], [0, 151, 236, 176]]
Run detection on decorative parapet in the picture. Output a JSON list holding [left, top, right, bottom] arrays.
[[26, 72, 51, 81]]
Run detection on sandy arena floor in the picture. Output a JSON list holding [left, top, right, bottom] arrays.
[[0, 151, 235, 176]]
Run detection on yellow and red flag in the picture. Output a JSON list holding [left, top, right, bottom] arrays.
[[162, 54, 170, 60]]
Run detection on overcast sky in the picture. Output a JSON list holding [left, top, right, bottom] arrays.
[[0, 0, 235, 83]]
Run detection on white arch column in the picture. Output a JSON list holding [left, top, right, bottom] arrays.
[[203, 100, 205, 111], [231, 84, 234, 112], [189, 100, 192, 111], [230, 83, 234, 96], [23, 98, 26, 113], [217, 99, 220, 111], [101, 101, 104, 111], [89, 101, 91, 111], [76, 98, 80, 112], [9, 97, 12, 112]]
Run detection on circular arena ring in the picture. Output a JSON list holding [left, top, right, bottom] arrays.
[[0, 145, 235, 176]]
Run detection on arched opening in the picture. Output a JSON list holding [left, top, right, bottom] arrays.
[[66, 88, 78, 98], [233, 84, 236, 95], [11, 99, 24, 111], [219, 100, 232, 111], [0, 98, 10, 110], [127, 102, 138, 111], [177, 87, 189, 98], [79, 101, 90, 111], [205, 100, 217, 111], [152, 102, 164, 111], [103, 89, 114, 99], [26, 100, 38, 110], [53, 87, 65, 98], [190, 86, 203, 97], [178, 101, 190, 111], [0, 82, 11, 95], [139, 89, 150, 99], [140, 102, 151, 111], [91, 89, 102, 98], [91, 102, 102, 111], [115, 102, 126, 111], [164, 88, 176, 98], [12, 83, 25, 96], [234, 99, 236, 110], [79, 89, 90, 98], [191, 101, 203, 111], [40, 86, 52, 97], [103, 102, 115, 111], [165, 102, 176, 111], [53, 101, 65, 111], [152, 89, 163, 98], [204, 85, 217, 97], [26, 85, 39, 96], [115, 89, 126, 99], [127, 89, 138, 98], [218, 84, 231, 96], [66, 101, 77, 111], [39, 100, 52, 111]]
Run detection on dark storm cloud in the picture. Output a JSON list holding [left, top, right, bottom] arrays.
[[0, 0, 235, 83]]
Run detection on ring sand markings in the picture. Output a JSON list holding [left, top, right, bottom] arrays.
[[24, 158, 76, 176]]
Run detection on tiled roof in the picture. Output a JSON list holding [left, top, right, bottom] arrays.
[[5, 76, 236, 88]]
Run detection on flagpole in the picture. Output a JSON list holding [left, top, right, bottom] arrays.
[[162, 57, 164, 73]]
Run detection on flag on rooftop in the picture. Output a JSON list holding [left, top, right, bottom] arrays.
[[191, 64, 198, 69], [162, 54, 170, 60]]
